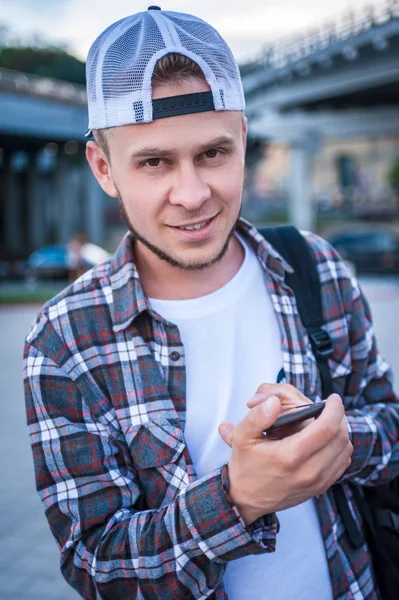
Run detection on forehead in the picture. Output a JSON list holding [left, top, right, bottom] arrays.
[[108, 78, 243, 154]]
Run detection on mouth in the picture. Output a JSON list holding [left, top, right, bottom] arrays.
[[175, 217, 213, 231], [168, 214, 218, 240]]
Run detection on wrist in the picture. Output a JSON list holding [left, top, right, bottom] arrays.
[[225, 463, 262, 526], [234, 502, 261, 526]]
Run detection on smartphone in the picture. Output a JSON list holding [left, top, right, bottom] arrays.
[[265, 401, 325, 433]]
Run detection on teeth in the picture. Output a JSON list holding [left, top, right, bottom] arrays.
[[179, 220, 209, 231]]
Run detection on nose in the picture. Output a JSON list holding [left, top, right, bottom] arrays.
[[168, 162, 211, 210]]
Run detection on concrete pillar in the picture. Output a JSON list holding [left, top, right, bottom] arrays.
[[289, 132, 321, 232], [27, 153, 45, 251], [54, 149, 75, 243], [42, 173, 56, 243], [85, 163, 104, 245], [68, 166, 83, 236], [3, 153, 22, 255]]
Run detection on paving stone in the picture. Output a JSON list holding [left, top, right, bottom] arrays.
[[28, 574, 78, 598]]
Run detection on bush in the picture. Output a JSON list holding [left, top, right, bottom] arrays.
[[388, 156, 399, 193]]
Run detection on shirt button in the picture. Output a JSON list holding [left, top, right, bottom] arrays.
[[170, 351, 180, 361]]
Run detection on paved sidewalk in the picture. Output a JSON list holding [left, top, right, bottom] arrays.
[[0, 278, 398, 599], [0, 305, 78, 599]]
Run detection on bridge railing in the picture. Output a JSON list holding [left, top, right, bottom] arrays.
[[257, 0, 399, 69], [0, 67, 87, 104]]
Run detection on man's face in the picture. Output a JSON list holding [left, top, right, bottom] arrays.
[[90, 78, 247, 271]]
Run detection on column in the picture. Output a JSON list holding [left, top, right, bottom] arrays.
[[289, 132, 320, 232], [3, 153, 22, 255], [54, 149, 74, 243], [85, 163, 105, 245], [27, 152, 45, 251]]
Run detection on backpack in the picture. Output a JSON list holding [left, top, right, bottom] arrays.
[[259, 225, 399, 600]]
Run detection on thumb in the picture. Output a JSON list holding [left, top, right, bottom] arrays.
[[218, 421, 234, 447], [237, 395, 281, 441]]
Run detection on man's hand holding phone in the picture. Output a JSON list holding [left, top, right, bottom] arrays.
[[218, 384, 352, 526], [247, 383, 325, 438]]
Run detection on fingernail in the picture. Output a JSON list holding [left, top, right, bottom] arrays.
[[329, 393, 342, 403]]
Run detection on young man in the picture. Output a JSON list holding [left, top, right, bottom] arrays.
[[24, 8, 398, 600]]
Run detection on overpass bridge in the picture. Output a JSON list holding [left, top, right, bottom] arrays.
[[242, 0, 399, 229]]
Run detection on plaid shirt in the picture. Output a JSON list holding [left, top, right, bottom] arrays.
[[24, 220, 399, 600]]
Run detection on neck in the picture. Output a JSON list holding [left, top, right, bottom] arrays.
[[135, 235, 245, 300]]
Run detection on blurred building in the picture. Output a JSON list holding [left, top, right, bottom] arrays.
[[0, 68, 112, 260], [242, 0, 399, 230]]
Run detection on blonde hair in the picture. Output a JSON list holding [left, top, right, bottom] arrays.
[[152, 53, 203, 85]]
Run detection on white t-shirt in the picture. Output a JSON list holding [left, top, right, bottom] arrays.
[[149, 235, 333, 600]]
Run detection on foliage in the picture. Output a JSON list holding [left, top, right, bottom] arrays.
[[0, 287, 64, 304], [388, 156, 399, 193], [0, 46, 86, 84], [0, 24, 85, 85]]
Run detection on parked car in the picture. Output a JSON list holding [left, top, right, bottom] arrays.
[[326, 227, 399, 274], [26, 243, 111, 281]]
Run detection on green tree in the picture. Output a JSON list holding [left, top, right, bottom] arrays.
[[388, 156, 399, 192], [0, 46, 86, 84], [387, 156, 399, 209]]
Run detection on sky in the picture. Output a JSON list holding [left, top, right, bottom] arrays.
[[0, 0, 385, 63]]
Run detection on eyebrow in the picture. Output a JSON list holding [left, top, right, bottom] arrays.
[[129, 135, 236, 160]]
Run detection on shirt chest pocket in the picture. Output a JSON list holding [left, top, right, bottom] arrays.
[[125, 419, 189, 508]]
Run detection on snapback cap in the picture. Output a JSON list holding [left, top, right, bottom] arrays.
[[85, 6, 245, 135]]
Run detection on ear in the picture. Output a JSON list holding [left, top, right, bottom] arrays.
[[242, 115, 248, 151], [85, 141, 118, 198]]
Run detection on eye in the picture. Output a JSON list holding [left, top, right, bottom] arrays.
[[205, 149, 219, 159], [145, 157, 162, 167]]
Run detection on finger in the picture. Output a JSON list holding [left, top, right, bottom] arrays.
[[247, 383, 286, 408], [283, 394, 346, 460], [246, 383, 310, 408], [287, 424, 352, 495], [218, 421, 234, 447], [318, 394, 345, 426], [235, 396, 281, 442], [246, 392, 269, 409]]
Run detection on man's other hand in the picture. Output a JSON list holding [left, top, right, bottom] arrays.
[[218, 390, 352, 525]]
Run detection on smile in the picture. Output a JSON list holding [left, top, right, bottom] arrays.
[[177, 219, 212, 231]]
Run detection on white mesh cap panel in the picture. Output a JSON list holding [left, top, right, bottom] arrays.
[[86, 9, 245, 131]]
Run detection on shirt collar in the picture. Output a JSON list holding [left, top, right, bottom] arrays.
[[236, 218, 294, 282], [109, 232, 151, 332], [109, 220, 293, 332]]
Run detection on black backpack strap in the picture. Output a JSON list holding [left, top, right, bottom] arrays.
[[259, 225, 364, 550], [259, 225, 335, 399]]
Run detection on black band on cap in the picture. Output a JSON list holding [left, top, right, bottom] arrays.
[[152, 91, 215, 120]]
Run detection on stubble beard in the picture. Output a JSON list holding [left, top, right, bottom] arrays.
[[118, 195, 241, 271]]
